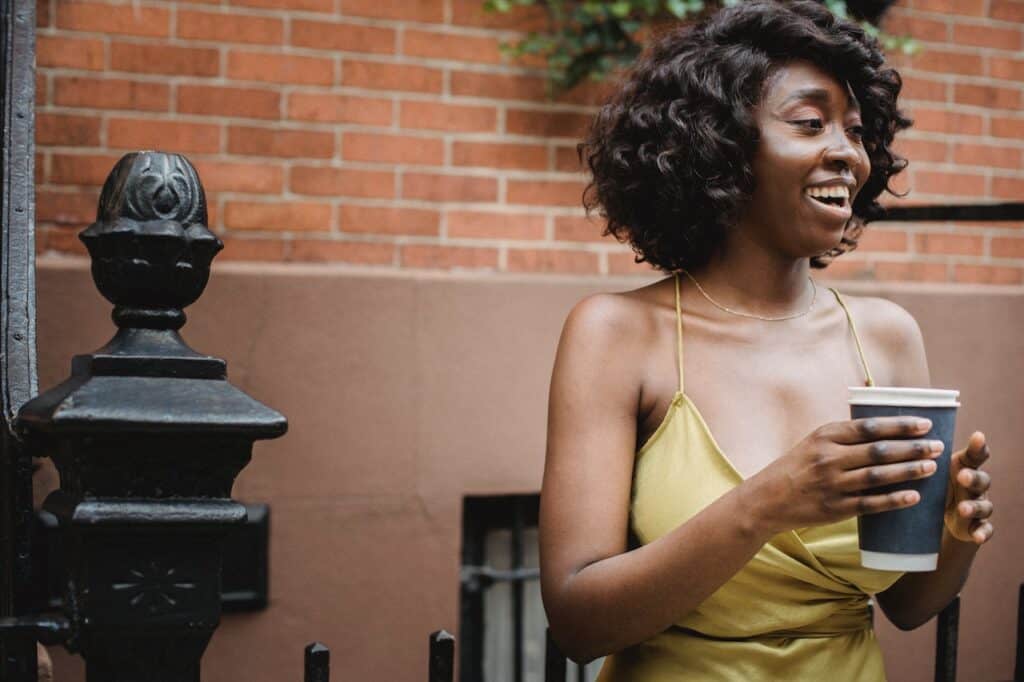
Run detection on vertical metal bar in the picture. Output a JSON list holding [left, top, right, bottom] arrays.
[[544, 628, 566, 682], [0, 0, 37, 678], [304, 642, 329, 682], [1015, 584, 1023, 682], [511, 500, 524, 682], [429, 630, 454, 682], [577, 661, 586, 682], [934, 597, 959, 682]]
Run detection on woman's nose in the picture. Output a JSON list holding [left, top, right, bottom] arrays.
[[823, 131, 860, 170]]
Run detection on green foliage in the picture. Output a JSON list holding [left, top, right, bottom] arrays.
[[483, 0, 919, 95]]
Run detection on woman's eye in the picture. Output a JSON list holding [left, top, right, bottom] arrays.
[[793, 118, 824, 130], [847, 125, 865, 139]]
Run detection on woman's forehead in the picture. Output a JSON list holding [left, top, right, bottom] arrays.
[[763, 61, 861, 113]]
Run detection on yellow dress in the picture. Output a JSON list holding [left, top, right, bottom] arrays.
[[596, 275, 904, 681]]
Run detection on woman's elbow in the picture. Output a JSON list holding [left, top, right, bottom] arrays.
[[546, 623, 604, 666]]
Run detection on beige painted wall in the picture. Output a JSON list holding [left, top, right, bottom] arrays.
[[36, 258, 1023, 681]]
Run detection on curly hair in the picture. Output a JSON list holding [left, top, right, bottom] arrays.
[[580, 0, 911, 272]]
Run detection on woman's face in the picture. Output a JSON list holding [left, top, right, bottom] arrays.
[[740, 60, 871, 259]]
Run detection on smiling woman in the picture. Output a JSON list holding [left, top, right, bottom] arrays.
[[539, 2, 996, 681]]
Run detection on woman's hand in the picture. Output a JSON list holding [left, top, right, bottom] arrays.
[[944, 431, 994, 545], [746, 416, 943, 536]]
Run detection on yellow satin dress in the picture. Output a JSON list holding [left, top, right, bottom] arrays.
[[596, 275, 904, 681]]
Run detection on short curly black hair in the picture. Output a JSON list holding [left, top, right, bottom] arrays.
[[580, 0, 911, 272]]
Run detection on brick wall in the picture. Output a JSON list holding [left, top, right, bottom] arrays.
[[32, 0, 1024, 283]]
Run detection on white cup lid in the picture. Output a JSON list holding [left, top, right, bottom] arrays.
[[848, 386, 959, 408]]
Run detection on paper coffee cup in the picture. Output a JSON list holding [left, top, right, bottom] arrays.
[[849, 386, 960, 572]]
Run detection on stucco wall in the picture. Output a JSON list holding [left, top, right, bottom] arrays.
[[35, 257, 1024, 681]]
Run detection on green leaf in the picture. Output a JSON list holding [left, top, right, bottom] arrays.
[[609, 1, 632, 18]]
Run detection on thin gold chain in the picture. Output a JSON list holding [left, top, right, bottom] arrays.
[[680, 269, 817, 322]]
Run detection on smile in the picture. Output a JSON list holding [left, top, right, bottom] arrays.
[[804, 185, 852, 219]]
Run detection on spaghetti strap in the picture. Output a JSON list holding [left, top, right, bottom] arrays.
[[674, 273, 685, 392], [829, 288, 875, 387]]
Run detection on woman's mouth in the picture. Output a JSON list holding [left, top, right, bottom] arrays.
[[804, 185, 852, 220]]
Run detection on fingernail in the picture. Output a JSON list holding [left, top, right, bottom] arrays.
[[904, 492, 918, 504], [916, 418, 933, 431], [930, 440, 944, 454], [922, 461, 936, 474]]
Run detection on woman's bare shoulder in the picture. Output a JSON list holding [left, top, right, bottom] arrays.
[[834, 291, 929, 384], [561, 280, 671, 348]]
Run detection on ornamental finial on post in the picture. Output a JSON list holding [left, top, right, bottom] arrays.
[[80, 152, 222, 331]]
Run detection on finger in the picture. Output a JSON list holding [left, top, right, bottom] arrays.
[[957, 499, 993, 520], [840, 438, 943, 469], [956, 468, 991, 495], [970, 520, 994, 544], [960, 432, 989, 468], [838, 489, 920, 516], [837, 458, 937, 493], [827, 417, 932, 445]]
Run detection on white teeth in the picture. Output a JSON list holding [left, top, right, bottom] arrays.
[[805, 185, 850, 200]]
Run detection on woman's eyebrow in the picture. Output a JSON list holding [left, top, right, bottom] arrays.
[[780, 86, 861, 114]]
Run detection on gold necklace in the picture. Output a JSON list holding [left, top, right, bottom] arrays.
[[680, 269, 817, 321]]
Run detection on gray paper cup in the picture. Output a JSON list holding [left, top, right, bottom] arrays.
[[849, 386, 960, 572]]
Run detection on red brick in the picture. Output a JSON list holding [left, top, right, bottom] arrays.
[[340, 205, 439, 236], [907, 49, 983, 76], [608, 251, 658, 276], [449, 0, 546, 30], [229, 126, 334, 158], [178, 10, 283, 45], [35, 189, 98, 225], [506, 248, 599, 274], [230, 0, 332, 12], [447, 211, 545, 240], [228, 50, 333, 86], [554, 146, 583, 172], [218, 238, 288, 262], [814, 257, 873, 281], [342, 60, 442, 93], [908, 108, 984, 135], [37, 36, 104, 70], [402, 173, 497, 203], [57, 2, 169, 37], [882, 11, 947, 42], [992, 237, 1024, 258], [404, 30, 502, 64], [224, 201, 331, 231], [36, 113, 101, 147], [952, 143, 1022, 170], [909, 0, 985, 15], [108, 118, 221, 154], [399, 101, 496, 132], [893, 138, 947, 163], [111, 43, 219, 77], [401, 245, 498, 270], [37, 0, 50, 27], [554, 215, 606, 242], [913, 170, 986, 198], [343, 133, 443, 166], [507, 179, 585, 207], [993, 177, 1024, 200], [50, 154, 123, 186], [194, 160, 284, 193], [54, 76, 168, 112], [557, 78, 617, 107], [953, 83, 1021, 110], [340, 0, 443, 23], [35, 72, 47, 106], [37, 226, 88, 257], [953, 264, 1023, 284], [990, 57, 1024, 81], [290, 239, 395, 264], [178, 85, 280, 120], [874, 261, 948, 282], [899, 75, 947, 103], [452, 141, 547, 170], [450, 71, 546, 101], [952, 22, 1022, 50], [288, 93, 392, 125], [506, 109, 592, 138], [292, 20, 394, 54], [914, 233, 984, 255], [992, 116, 1024, 139], [991, 0, 1024, 22], [291, 167, 394, 198]]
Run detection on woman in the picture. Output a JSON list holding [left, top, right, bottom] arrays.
[[539, 2, 995, 680]]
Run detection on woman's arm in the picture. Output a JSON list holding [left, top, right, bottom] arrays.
[[869, 300, 994, 630], [540, 293, 939, 662]]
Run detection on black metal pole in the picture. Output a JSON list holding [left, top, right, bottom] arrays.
[[544, 628, 566, 682], [305, 642, 329, 682], [512, 501, 524, 682], [429, 630, 454, 682], [934, 596, 959, 682], [1015, 584, 1023, 682]]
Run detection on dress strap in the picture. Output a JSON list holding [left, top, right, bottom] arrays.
[[674, 273, 685, 392], [829, 288, 875, 387]]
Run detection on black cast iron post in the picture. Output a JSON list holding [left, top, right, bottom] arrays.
[[17, 151, 287, 681]]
